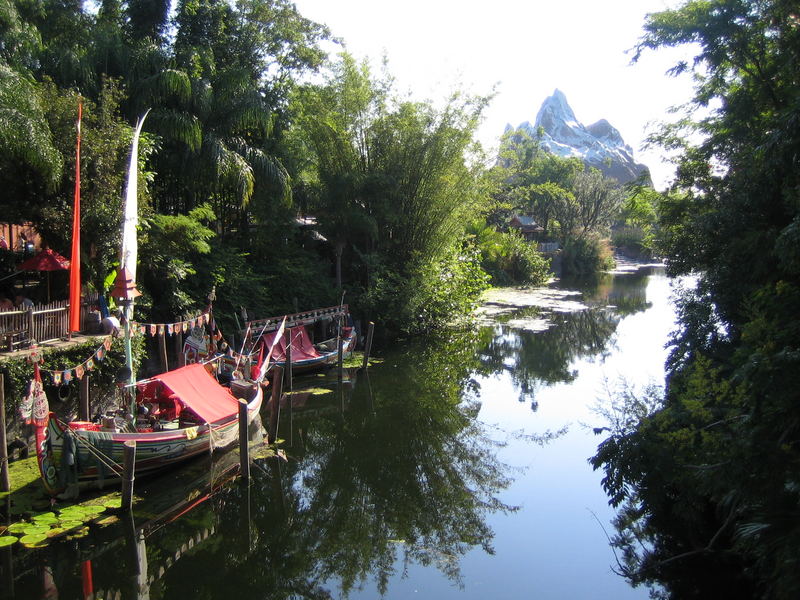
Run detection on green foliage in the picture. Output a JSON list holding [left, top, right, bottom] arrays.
[[1, 335, 145, 428], [561, 235, 614, 277], [591, 1, 800, 598], [0, 63, 62, 194], [468, 222, 550, 285], [138, 203, 215, 320], [362, 240, 489, 336]]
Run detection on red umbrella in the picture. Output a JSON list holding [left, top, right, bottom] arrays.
[[17, 248, 71, 302], [18, 248, 70, 271]]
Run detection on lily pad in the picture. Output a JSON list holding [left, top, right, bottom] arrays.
[[18, 525, 50, 537], [103, 498, 122, 509], [96, 516, 119, 527], [19, 532, 48, 547], [32, 512, 58, 524], [0, 536, 17, 547], [78, 505, 107, 517], [59, 521, 83, 531], [7, 522, 30, 534]]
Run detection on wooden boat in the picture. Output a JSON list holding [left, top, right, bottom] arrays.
[[35, 363, 263, 496], [247, 304, 357, 375]]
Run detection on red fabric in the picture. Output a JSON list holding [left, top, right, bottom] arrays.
[[139, 363, 240, 424], [260, 326, 321, 362], [18, 248, 70, 271], [69, 99, 81, 332]]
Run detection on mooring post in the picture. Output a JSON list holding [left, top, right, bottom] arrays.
[[0, 374, 9, 493], [175, 331, 185, 367], [337, 318, 344, 383], [268, 366, 284, 444], [361, 322, 374, 370], [121, 440, 136, 511], [158, 333, 168, 372], [79, 374, 90, 421], [238, 399, 249, 482]]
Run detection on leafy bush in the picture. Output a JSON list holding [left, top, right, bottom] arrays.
[[361, 241, 489, 336], [561, 235, 614, 277], [612, 226, 655, 260], [467, 222, 550, 285]]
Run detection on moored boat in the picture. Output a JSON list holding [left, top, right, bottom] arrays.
[[247, 304, 357, 375], [35, 363, 263, 496]]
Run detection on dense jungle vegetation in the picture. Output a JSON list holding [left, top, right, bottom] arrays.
[[590, 1, 800, 598], [0, 0, 658, 339]]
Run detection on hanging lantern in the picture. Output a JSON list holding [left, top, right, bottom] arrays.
[[110, 267, 141, 300]]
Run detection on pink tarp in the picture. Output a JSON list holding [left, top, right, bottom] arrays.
[[140, 363, 240, 424], [259, 326, 321, 362]]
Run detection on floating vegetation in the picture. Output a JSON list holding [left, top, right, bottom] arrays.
[[19, 533, 48, 548], [0, 536, 17, 547]]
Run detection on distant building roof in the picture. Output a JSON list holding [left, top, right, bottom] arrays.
[[509, 215, 544, 233]]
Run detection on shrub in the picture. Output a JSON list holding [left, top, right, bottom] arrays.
[[561, 235, 615, 276]]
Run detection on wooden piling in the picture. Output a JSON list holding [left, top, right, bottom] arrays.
[[337, 317, 343, 383], [361, 322, 374, 370], [0, 374, 9, 493], [175, 331, 185, 367], [159, 333, 169, 372], [79, 374, 90, 421], [121, 441, 136, 511], [268, 366, 283, 444], [238, 399, 249, 481]]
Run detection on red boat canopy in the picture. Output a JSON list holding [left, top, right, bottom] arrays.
[[140, 363, 240, 425], [259, 326, 321, 362]]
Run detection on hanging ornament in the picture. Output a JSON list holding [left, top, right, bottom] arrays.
[[19, 364, 49, 426]]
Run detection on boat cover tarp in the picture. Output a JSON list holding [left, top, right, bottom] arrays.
[[259, 326, 321, 362], [141, 363, 239, 424]]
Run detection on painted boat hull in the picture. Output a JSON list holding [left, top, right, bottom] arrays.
[[270, 329, 357, 374], [36, 385, 262, 495]]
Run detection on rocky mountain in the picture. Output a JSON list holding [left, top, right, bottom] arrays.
[[510, 89, 651, 185]]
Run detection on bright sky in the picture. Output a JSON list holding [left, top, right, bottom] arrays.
[[292, 0, 696, 190]]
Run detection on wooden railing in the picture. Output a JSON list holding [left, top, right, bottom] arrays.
[[0, 300, 73, 351], [243, 304, 349, 336]]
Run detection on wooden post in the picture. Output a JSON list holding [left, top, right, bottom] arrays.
[[361, 322, 375, 370], [238, 399, 249, 481], [0, 374, 9, 493], [26, 308, 34, 344], [79, 374, 90, 421], [337, 317, 343, 383], [175, 331, 185, 367], [285, 329, 292, 392], [268, 366, 283, 444], [159, 333, 169, 372], [121, 440, 136, 511]]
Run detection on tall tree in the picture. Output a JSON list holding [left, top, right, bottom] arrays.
[[592, 2, 800, 598]]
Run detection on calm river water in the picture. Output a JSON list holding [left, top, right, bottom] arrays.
[[4, 264, 675, 599]]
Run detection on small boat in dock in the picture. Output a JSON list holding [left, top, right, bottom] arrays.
[[247, 304, 357, 375], [35, 363, 263, 496]]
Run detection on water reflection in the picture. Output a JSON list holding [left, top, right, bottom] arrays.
[[478, 269, 657, 409], [2, 268, 662, 600], [3, 334, 515, 599]]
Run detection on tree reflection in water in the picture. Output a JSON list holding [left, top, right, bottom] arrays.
[[3, 270, 662, 600], [477, 270, 655, 409]]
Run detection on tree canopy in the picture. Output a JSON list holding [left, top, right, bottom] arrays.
[[592, 2, 800, 598]]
